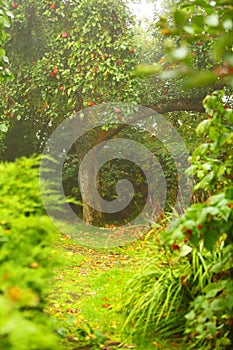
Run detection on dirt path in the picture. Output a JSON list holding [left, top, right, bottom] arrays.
[[47, 235, 143, 349]]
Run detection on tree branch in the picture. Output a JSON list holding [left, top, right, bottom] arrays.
[[101, 97, 205, 142], [148, 98, 205, 114]]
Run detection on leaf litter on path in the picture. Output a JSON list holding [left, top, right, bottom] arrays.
[[46, 234, 144, 349]]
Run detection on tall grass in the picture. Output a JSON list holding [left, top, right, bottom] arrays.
[[116, 235, 224, 346]]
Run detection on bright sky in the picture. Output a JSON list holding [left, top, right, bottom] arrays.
[[129, 0, 154, 21], [129, 0, 163, 23]]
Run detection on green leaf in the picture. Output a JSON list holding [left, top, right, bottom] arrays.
[[209, 193, 225, 205], [206, 288, 222, 298], [205, 14, 219, 27], [210, 299, 225, 311], [224, 110, 233, 124], [204, 229, 221, 251], [184, 71, 217, 88], [160, 70, 179, 80], [194, 172, 214, 190], [213, 33, 233, 60], [171, 47, 188, 60], [180, 244, 192, 257], [0, 123, 8, 132], [217, 132, 233, 147], [206, 322, 216, 334], [221, 339, 232, 346], [183, 26, 194, 35], [185, 310, 195, 320], [225, 294, 233, 310], [174, 10, 186, 26], [196, 119, 212, 135], [193, 15, 205, 27], [134, 64, 161, 77]]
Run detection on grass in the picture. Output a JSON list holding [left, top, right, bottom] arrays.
[[46, 233, 183, 349]]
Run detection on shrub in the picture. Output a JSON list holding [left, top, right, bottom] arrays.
[[117, 91, 233, 349], [0, 156, 62, 350]]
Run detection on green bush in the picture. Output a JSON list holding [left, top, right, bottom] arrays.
[[117, 91, 233, 349], [0, 156, 62, 350], [170, 91, 233, 350]]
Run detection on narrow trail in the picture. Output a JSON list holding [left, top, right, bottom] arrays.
[[47, 235, 143, 349], [46, 235, 181, 350]]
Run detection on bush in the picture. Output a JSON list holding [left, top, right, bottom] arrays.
[[117, 91, 233, 349], [0, 156, 62, 350]]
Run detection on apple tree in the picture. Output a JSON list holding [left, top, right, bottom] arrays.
[[2, 0, 230, 226], [0, 0, 141, 225]]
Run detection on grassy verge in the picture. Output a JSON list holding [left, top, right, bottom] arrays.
[[47, 234, 181, 349]]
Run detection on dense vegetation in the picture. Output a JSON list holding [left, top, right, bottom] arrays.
[[0, 0, 232, 349], [0, 157, 62, 349]]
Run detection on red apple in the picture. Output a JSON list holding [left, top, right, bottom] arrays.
[[62, 32, 68, 38], [50, 4, 56, 9], [50, 71, 56, 78], [186, 229, 192, 237], [59, 86, 64, 91], [12, 2, 18, 8], [115, 108, 121, 114], [53, 67, 58, 74], [129, 48, 135, 54], [89, 101, 95, 107]]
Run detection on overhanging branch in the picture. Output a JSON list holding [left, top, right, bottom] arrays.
[[101, 97, 205, 142], [148, 98, 205, 114]]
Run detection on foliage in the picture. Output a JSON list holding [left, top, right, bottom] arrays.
[[116, 237, 224, 342], [0, 0, 232, 346], [158, 0, 233, 89], [0, 0, 211, 225], [0, 0, 140, 160], [0, 0, 13, 149], [184, 275, 233, 349], [189, 91, 233, 192], [0, 156, 62, 349], [169, 91, 233, 251], [137, 0, 233, 95], [118, 93, 233, 349], [117, 0, 233, 348], [165, 90, 233, 349], [0, 0, 13, 82]]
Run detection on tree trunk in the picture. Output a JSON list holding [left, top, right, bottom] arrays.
[[75, 97, 206, 226], [80, 150, 105, 227], [75, 131, 105, 227]]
